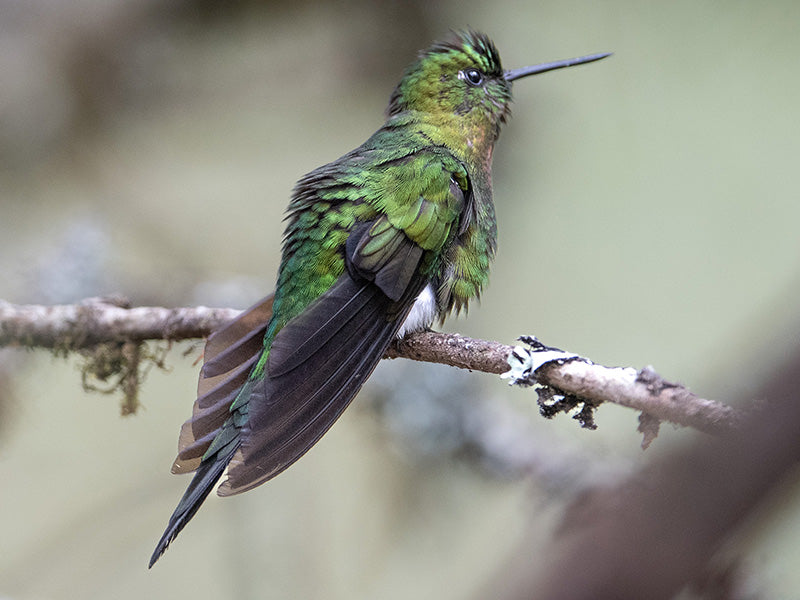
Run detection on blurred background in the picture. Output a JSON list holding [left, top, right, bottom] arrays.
[[1, 1, 799, 598]]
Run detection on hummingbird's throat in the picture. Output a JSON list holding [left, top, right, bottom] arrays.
[[462, 123, 497, 168]]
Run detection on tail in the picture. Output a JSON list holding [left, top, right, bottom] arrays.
[[149, 442, 239, 568], [150, 295, 274, 567]]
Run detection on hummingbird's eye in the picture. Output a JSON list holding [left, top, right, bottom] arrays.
[[462, 68, 484, 86]]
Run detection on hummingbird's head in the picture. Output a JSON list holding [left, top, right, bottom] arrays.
[[386, 30, 610, 164], [387, 30, 512, 130], [387, 30, 611, 148]]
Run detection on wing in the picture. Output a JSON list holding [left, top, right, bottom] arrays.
[[219, 157, 468, 495], [171, 294, 274, 474], [218, 228, 426, 495]]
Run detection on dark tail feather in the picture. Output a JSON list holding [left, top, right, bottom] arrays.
[[149, 442, 239, 568]]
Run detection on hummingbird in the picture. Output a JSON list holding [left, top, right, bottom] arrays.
[[150, 30, 610, 567]]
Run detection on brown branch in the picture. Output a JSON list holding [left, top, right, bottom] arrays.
[[0, 297, 742, 436], [0, 297, 240, 349], [386, 331, 741, 435]]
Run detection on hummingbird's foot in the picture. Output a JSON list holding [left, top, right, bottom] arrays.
[[393, 326, 433, 347]]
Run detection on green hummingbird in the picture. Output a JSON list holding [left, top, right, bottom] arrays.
[[150, 30, 609, 567]]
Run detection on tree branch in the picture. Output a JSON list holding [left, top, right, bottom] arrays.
[[0, 297, 742, 436], [387, 332, 741, 435], [0, 297, 240, 349]]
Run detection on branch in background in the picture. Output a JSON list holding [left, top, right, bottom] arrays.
[[0, 297, 742, 437]]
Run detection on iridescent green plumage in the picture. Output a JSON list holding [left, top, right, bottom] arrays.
[[150, 30, 610, 567]]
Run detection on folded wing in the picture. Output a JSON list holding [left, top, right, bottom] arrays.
[[219, 222, 430, 495]]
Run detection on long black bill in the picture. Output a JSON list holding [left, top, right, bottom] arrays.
[[504, 52, 612, 82]]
